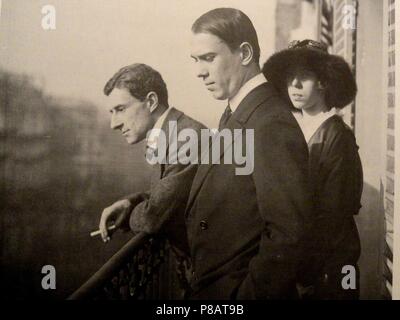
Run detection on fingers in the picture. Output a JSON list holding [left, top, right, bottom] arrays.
[[99, 208, 112, 242], [98, 200, 131, 243]]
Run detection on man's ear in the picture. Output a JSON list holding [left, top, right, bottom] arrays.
[[239, 42, 254, 66], [146, 91, 159, 113]]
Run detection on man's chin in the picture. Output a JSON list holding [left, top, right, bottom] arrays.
[[210, 91, 226, 100], [125, 136, 138, 145]]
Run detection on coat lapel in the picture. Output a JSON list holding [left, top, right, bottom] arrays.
[[186, 82, 278, 214], [186, 122, 242, 211], [158, 107, 183, 177]]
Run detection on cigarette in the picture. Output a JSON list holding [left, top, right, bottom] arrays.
[[90, 225, 116, 237]]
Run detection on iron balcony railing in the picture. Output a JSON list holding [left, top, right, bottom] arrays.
[[68, 232, 190, 300]]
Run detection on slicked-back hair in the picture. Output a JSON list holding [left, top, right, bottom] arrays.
[[104, 63, 169, 107], [192, 8, 260, 64]]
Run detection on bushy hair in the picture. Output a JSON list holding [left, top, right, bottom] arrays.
[[192, 8, 260, 64], [262, 48, 357, 109], [104, 63, 168, 107]]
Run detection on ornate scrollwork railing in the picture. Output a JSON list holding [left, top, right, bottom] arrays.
[[68, 232, 188, 300]]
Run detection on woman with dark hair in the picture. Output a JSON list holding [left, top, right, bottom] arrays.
[[263, 40, 363, 299]]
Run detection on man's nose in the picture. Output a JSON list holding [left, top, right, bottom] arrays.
[[197, 64, 209, 80], [110, 113, 123, 130]]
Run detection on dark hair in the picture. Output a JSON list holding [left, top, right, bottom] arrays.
[[104, 63, 168, 107], [262, 46, 357, 109], [192, 8, 260, 64]]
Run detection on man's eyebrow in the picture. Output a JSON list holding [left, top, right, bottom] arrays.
[[191, 52, 216, 60], [109, 104, 124, 112]]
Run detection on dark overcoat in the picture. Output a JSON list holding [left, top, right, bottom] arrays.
[[298, 115, 363, 300], [185, 82, 314, 299]]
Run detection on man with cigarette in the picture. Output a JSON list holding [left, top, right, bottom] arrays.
[[97, 63, 205, 258]]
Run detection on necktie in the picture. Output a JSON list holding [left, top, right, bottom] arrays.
[[218, 105, 232, 130]]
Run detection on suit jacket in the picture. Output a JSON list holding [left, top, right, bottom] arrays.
[[185, 82, 314, 299], [127, 107, 206, 255]]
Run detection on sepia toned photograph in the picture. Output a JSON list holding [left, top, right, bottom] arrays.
[[0, 0, 399, 303]]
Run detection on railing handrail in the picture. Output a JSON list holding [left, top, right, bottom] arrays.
[[67, 232, 150, 300]]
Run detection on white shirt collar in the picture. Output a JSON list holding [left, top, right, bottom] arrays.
[[297, 108, 337, 143], [146, 107, 172, 150], [228, 73, 267, 113]]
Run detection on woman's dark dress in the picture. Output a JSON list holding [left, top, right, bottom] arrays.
[[300, 115, 363, 299]]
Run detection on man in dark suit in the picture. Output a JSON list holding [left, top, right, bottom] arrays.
[[98, 63, 205, 258], [187, 8, 313, 299]]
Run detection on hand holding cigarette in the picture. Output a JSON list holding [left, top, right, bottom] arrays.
[[90, 224, 116, 238], [97, 199, 132, 242]]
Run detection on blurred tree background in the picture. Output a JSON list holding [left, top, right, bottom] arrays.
[[0, 69, 153, 299]]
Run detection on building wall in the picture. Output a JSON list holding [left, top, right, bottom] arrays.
[[383, 0, 397, 299], [353, 0, 386, 299], [326, 0, 399, 299], [332, 0, 356, 128], [290, 0, 320, 42], [275, 0, 302, 51], [392, 0, 400, 300]]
